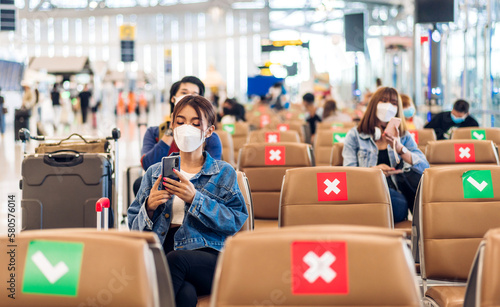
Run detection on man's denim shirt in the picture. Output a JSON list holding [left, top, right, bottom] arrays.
[[128, 152, 248, 251], [342, 127, 429, 174]]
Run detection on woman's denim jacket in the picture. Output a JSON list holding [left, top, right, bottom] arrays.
[[128, 152, 248, 251], [342, 127, 429, 175]]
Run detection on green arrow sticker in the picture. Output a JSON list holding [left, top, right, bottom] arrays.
[[22, 240, 84, 296], [222, 124, 235, 135], [462, 170, 494, 199], [333, 132, 347, 144], [471, 129, 486, 140]]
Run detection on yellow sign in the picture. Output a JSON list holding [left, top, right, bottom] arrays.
[[272, 40, 303, 47], [164, 49, 172, 58], [120, 24, 136, 40]]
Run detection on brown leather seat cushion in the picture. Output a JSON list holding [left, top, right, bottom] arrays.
[[254, 219, 279, 229], [247, 130, 300, 143], [425, 286, 466, 307], [425, 139, 499, 167], [280, 167, 393, 228], [211, 225, 421, 306], [314, 129, 351, 166], [451, 127, 500, 145], [196, 295, 210, 307]]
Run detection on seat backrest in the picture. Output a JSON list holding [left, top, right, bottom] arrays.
[[248, 113, 281, 130], [425, 140, 499, 167], [463, 228, 500, 307], [317, 121, 357, 131], [236, 171, 254, 231], [331, 142, 345, 166], [221, 122, 249, 162], [209, 225, 421, 307], [247, 130, 301, 143], [274, 120, 306, 142], [0, 229, 170, 307], [452, 127, 500, 145], [215, 130, 235, 167], [314, 129, 351, 166], [237, 142, 313, 219], [418, 166, 500, 282], [280, 167, 393, 228], [407, 128, 436, 152]]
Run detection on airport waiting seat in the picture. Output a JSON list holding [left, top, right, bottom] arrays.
[[279, 167, 393, 228], [237, 142, 314, 229], [273, 120, 307, 142], [0, 229, 174, 307], [220, 122, 249, 163], [463, 228, 500, 307], [248, 112, 281, 130], [247, 130, 301, 143], [314, 129, 350, 166], [425, 140, 499, 167], [236, 171, 254, 231], [451, 127, 500, 145], [407, 128, 436, 152], [197, 171, 253, 307], [414, 166, 500, 307], [215, 130, 235, 167], [317, 121, 357, 131], [208, 225, 421, 307], [331, 142, 345, 166]]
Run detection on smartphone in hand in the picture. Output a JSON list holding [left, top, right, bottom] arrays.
[[161, 156, 180, 189], [384, 117, 401, 138]]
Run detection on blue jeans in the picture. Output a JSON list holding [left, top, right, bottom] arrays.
[[389, 188, 408, 223]]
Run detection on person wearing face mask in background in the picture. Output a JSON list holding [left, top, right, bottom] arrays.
[[343, 87, 429, 223], [424, 99, 479, 140], [135, 77, 223, 196], [141, 76, 222, 172], [128, 95, 248, 307], [400, 94, 424, 130]]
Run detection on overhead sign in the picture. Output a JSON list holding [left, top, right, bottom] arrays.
[[120, 24, 135, 62], [119, 24, 136, 40]]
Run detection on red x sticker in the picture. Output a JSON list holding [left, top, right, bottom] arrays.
[[291, 241, 349, 295], [454, 143, 475, 163], [408, 130, 419, 144], [265, 132, 280, 143], [316, 172, 348, 201], [260, 114, 270, 128], [265, 146, 286, 165], [277, 124, 289, 131]]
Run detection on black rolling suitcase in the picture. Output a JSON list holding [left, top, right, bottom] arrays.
[[19, 128, 121, 230], [14, 109, 31, 141], [20, 151, 114, 230]]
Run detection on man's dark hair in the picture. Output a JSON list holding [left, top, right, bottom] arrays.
[[180, 76, 205, 96], [453, 99, 470, 113], [302, 93, 315, 105]]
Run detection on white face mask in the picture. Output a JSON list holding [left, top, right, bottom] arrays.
[[173, 95, 187, 105], [376, 102, 398, 122], [174, 124, 206, 152]]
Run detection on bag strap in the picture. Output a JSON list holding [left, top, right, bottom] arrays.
[[55, 133, 99, 145]]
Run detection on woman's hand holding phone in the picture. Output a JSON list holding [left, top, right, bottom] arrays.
[[146, 176, 172, 212], [372, 164, 402, 177], [163, 169, 196, 204]]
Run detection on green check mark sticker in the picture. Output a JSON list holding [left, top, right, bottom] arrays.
[[333, 133, 347, 144], [462, 170, 494, 199], [222, 124, 235, 135], [471, 129, 486, 140], [22, 240, 84, 296]]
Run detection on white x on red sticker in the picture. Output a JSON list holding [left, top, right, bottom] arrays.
[[454, 143, 475, 163], [265, 146, 286, 165], [260, 114, 270, 128], [292, 241, 349, 295], [408, 130, 419, 144], [277, 124, 289, 131], [266, 132, 280, 143], [316, 172, 348, 201]]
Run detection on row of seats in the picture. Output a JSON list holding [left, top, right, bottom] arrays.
[[6, 224, 500, 306]]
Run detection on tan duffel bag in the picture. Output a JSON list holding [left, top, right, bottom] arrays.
[[35, 133, 111, 154]]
